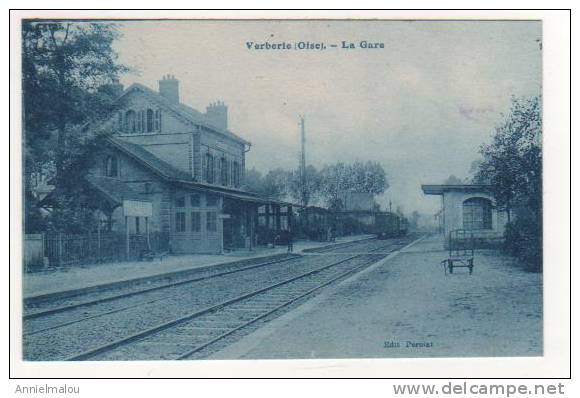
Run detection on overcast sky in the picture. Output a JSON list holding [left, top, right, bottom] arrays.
[[114, 20, 541, 214]]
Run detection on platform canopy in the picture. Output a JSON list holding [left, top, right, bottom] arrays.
[[421, 184, 492, 196]]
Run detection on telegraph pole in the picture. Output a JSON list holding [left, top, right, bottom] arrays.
[[299, 116, 307, 206]]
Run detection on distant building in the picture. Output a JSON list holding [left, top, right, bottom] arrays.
[[63, 75, 289, 254], [421, 184, 508, 243]]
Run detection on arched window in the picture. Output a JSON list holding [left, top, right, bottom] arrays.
[[140, 110, 146, 132], [463, 197, 492, 230], [136, 110, 143, 132], [154, 109, 162, 131], [146, 109, 154, 132], [105, 155, 118, 177], [125, 110, 136, 134]]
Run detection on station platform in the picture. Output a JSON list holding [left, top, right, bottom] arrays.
[[23, 234, 374, 300], [210, 234, 543, 360]]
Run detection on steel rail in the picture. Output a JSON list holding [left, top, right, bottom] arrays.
[[25, 240, 381, 337], [27, 240, 378, 322], [27, 238, 377, 320], [65, 241, 398, 361], [24, 255, 301, 321], [177, 253, 388, 359]]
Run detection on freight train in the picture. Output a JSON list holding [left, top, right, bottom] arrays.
[[372, 212, 408, 239], [257, 204, 408, 244]]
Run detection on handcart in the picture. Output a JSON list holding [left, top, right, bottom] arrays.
[[441, 229, 474, 274]]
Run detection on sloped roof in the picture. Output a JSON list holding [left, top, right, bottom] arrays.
[[107, 136, 191, 180], [39, 174, 145, 208], [421, 184, 492, 195], [106, 136, 288, 206], [120, 83, 250, 145], [85, 175, 146, 205]]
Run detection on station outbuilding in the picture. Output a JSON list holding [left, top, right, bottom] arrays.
[[421, 184, 508, 244]]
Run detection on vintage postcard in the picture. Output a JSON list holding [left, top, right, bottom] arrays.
[[9, 10, 570, 379]]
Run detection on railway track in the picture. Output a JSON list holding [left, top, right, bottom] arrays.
[[24, 238, 379, 320], [23, 256, 300, 322], [25, 237, 371, 318], [64, 238, 411, 361], [23, 253, 352, 340]]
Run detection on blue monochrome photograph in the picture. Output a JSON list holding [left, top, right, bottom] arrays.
[[21, 19, 543, 362]]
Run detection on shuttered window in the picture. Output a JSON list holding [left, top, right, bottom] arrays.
[[205, 153, 214, 183], [233, 161, 240, 187], [220, 157, 229, 186]]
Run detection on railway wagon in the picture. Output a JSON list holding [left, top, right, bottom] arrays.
[[295, 206, 334, 241], [373, 212, 408, 239]]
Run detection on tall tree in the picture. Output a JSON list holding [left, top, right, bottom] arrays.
[[319, 161, 388, 208], [319, 162, 349, 209], [244, 168, 292, 200], [243, 168, 264, 194], [474, 96, 542, 270], [23, 21, 128, 185], [288, 165, 321, 206], [474, 96, 542, 221], [23, 21, 128, 232], [261, 168, 291, 199]]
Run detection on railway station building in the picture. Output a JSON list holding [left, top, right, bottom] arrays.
[[421, 184, 508, 245], [81, 75, 289, 255]]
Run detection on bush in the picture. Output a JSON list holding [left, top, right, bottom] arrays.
[[504, 211, 542, 272]]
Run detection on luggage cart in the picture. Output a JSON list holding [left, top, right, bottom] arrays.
[[441, 229, 474, 274]]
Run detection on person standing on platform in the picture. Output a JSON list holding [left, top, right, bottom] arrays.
[[287, 229, 294, 253]]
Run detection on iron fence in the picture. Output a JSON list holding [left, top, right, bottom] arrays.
[[42, 231, 170, 267]]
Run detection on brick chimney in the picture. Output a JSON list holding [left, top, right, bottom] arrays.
[[158, 74, 179, 103], [206, 101, 228, 130]]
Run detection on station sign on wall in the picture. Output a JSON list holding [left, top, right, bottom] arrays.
[[123, 200, 153, 217]]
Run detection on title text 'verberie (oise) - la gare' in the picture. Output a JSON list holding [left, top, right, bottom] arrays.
[[246, 41, 385, 51]]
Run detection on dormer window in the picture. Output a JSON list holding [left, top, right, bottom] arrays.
[[147, 109, 154, 132], [154, 109, 162, 132], [136, 110, 144, 133], [122, 109, 160, 134], [105, 155, 119, 178]]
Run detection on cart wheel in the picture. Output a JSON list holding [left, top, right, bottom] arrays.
[[469, 259, 474, 275], [448, 260, 453, 274]]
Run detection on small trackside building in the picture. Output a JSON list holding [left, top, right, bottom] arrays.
[[421, 184, 508, 245]]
